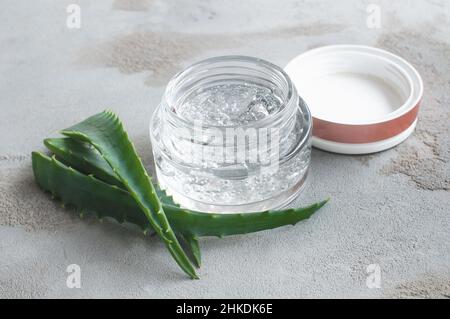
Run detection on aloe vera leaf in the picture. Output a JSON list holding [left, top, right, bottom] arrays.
[[44, 137, 201, 265], [176, 234, 201, 268], [32, 152, 145, 226], [44, 137, 123, 188], [59, 111, 198, 279], [182, 234, 201, 268], [45, 137, 179, 207], [41, 137, 327, 235], [32, 152, 328, 238]]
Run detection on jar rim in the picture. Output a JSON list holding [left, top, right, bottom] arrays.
[[162, 55, 297, 129]]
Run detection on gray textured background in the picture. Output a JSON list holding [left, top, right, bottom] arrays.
[[0, 0, 449, 298]]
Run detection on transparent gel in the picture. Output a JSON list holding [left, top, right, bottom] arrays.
[[150, 56, 312, 213]]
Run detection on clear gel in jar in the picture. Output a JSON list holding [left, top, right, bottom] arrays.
[[150, 56, 312, 213]]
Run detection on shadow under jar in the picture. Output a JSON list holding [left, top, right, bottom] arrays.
[[150, 56, 312, 213]]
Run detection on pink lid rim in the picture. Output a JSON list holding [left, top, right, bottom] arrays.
[[312, 100, 421, 143]]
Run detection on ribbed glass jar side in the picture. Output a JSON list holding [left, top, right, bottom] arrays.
[[150, 56, 312, 213]]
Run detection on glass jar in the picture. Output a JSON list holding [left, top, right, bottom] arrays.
[[150, 56, 312, 213]]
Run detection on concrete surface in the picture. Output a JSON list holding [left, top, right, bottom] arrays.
[[0, 0, 449, 298]]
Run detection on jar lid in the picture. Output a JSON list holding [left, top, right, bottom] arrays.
[[285, 45, 423, 154]]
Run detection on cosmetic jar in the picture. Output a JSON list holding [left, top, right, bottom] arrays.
[[150, 56, 312, 213]]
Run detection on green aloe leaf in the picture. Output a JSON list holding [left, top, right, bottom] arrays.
[[181, 234, 202, 268], [32, 152, 328, 238], [34, 113, 328, 272], [44, 137, 123, 188], [45, 137, 178, 207], [42, 136, 327, 236], [59, 110, 198, 279]]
